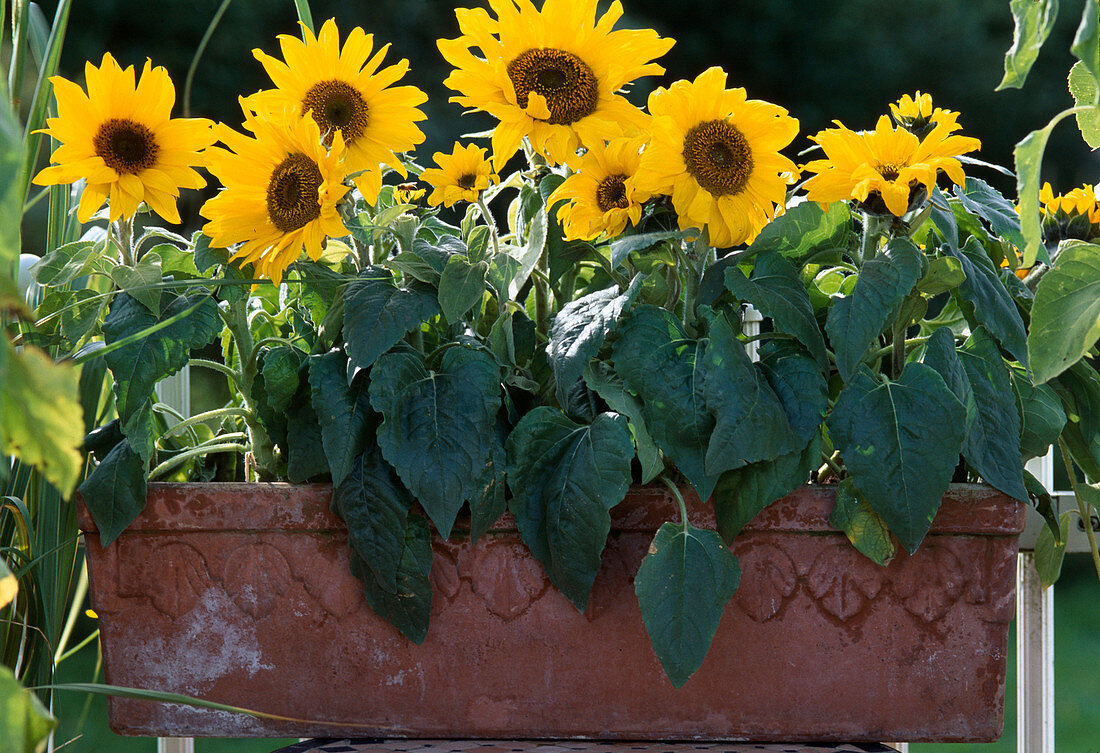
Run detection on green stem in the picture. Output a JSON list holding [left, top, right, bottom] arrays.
[[187, 358, 241, 388], [292, 0, 314, 34], [659, 475, 690, 531], [55, 629, 99, 666], [1057, 437, 1100, 584], [148, 440, 249, 481], [183, 0, 232, 118], [890, 316, 907, 379], [157, 406, 249, 443], [477, 196, 501, 261], [221, 300, 276, 478]]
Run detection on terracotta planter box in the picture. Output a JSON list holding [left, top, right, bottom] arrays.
[[79, 482, 1025, 742]]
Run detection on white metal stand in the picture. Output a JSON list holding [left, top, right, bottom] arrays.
[[158, 738, 194, 753]]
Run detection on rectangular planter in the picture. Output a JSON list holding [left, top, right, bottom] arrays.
[[79, 482, 1024, 742]]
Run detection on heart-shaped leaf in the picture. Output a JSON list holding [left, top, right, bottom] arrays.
[[343, 267, 439, 370]]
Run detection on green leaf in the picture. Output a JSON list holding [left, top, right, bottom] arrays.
[[725, 251, 828, 369], [1034, 511, 1071, 588], [309, 351, 374, 487], [469, 419, 509, 542], [60, 288, 105, 344], [758, 340, 829, 445], [343, 268, 439, 370], [0, 559, 14, 611], [1015, 111, 1071, 267], [1013, 368, 1067, 460], [998, 0, 1059, 90], [744, 200, 851, 263], [350, 515, 433, 644], [0, 94, 24, 276], [712, 433, 820, 544], [192, 232, 229, 272], [333, 449, 413, 591], [1069, 62, 1100, 147], [260, 346, 304, 413], [827, 364, 966, 553], [1029, 240, 1100, 383], [608, 229, 685, 268], [110, 251, 163, 315], [583, 361, 664, 484], [1072, 0, 1100, 88], [78, 440, 147, 547], [0, 665, 56, 753], [945, 237, 1029, 365], [369, 347, 501, 538], [285, 379, 329, 484], [438, 254, 488, 323], [0, 340, 84, 496], [954, 178, 1027, 251], [829, 477, 896, 566], [634, 520, 740, 688], [916, 256, 966, 296], [102, 291, 221, 424], [29, 240, 95, 287], [549, 278, 643, 410], [825, 238, 922, 381], [506, 408, 633, 611]]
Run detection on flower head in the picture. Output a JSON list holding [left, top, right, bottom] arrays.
[[548, 136, 648, 240], [802, 114, 980, 217], [200, 107, 351, 284], [246, 19, 428, 204], [1038, 182, 1100, 244], [889, 91, 963, 139], [632, 67, 800, 248], [33, 53, 214, 224], [438, 0, 675, 170], [420, 142, 496, 207]]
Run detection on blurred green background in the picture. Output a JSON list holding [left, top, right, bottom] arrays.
[[28, 0, 1100, 749]]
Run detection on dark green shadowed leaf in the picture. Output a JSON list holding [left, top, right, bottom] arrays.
[[584, 361, 664, 484], [370, 346, 501, 538], [725, 251, 828, 369], [827, 364, 966, 553], [309, 351, 374, 487], [351, 515, 433, 644], [945, 237, 1030, 365], [1013, 368, 1067, 460], [285, 379, 329, 484], [829, 478, 896, 566], [1028, 240, 1100, 384], [438, 254, 488, 323], [743, 200, 851, 263], [758, 340, 829, 446], [343, 267, 439, 370], [634, 520, 741, 688], [1035, 511, 1071, 587], [506, 409, 633, 611], [825, 238, 922, 382], [78, 440, 147, 547], [333, 449, 413, 592], [955, 178, 1027, 251], [998, 0, 1059, 90], [469, 419, 509, 542]]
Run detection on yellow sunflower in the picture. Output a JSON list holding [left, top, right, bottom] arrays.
[[200, 107, 351, 284], [632, 67, 799, 248], [32, 53, 214, 224], [438, 0, 675, 171], [802, 115, 980, 217], [548, 135, 648, 240], [1039, 182, 1100, 222], [246, 19, 428, 205], [420, 142, 496, 207], [889, 91, 963, 138]]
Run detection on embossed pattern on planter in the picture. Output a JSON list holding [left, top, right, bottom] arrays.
[[79, 483, 1024, 742]]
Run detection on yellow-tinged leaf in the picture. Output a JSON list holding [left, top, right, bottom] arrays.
[[0, 338, 84, 496], [0, 559, 16, 609]]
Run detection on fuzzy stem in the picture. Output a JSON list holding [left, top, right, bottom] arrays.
[[1057, 437, 1100, 584], [659, 475, 691, 531]]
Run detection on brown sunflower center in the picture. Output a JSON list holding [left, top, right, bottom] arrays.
[[682, 119, 754, 196], [457, 173, 478, 190], [506, 48, 599, 125], [266, 152, 323, 233], [595, 174, 630, 212], [877, 163, 903, 181], [93, 118, 159, 174], [302, 80, 368, 145]]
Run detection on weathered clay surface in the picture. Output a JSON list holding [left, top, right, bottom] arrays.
[[79, 483, 1024, 742]]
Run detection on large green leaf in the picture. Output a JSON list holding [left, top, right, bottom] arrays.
[[608, 229, 685, 268], [743, 200, 851, 263], [1028, 240, 1100, 384], [343, 268, 439, 370], [77, 440, 147, 547], [285, 378, 329, 484], [583, 361, 664, 484], [1015, 110, 1069, 267], [1072, 0, 1100, 88], [825, 238, 922, 381], [469, 419, 509, 542], [0, 665, 56, 753], [0, 93, 23, 276], [438, 254, 488, 323], [758, 340, 829, 445], [954, 178, 1027, 251], [725, 251, 828, 369], [350, 515, 433, 644], [945, 237, 1029, 365], [0, 339, 83, 496], [634, 519, 740, 688], [259, 346, 304, 413], [333, 449, 413, 591], [1012, 368, 1067, 460], [309, 351, 374, 487], [549, 277, 643, 410], [827, 364, 966, 553], [829, 477, 896, 566], [102, 291, 221, 424], [1068, 62, 1100, 147], [998, 0, 1059, 90], [30, 240, 96, 287], [506, 408, 633, 611], [369, 346, 501, 538]]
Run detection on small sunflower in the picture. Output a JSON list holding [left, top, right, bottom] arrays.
[[1038, 182, 1100, 244], [802, 115, 980, 217], [32, 53, 214, 224], [889, 91, 963, 139], [438, 0, 675, 170], [548, 136, 648, 240], [632, 67, 799, 248], [246, 19, 428, 205], [200, 108, 351, 284], [420, 143, 496, 207]]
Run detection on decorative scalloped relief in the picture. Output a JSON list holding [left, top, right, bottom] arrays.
[[300, 552, 363, 619], [732, 541, 798, 623], [892, 545, 964, 623], [129, 541, 214, 619], [223, 543, 294, 619], [806, 543, 884, 621], [469, 540, 547, 621]]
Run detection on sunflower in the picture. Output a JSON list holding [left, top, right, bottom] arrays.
[[200, 107, 351, 284], [246, 19, 428, 205], [548, 136, 648, 240], [889, 91, 963, 139], [438, 0, 675, 171], [632, 67, 799, 248], [32, 53, 214, 224], [1038, 182, 1100, 244], [420, 142, 496, 207], [802, 115, 980, 217]]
